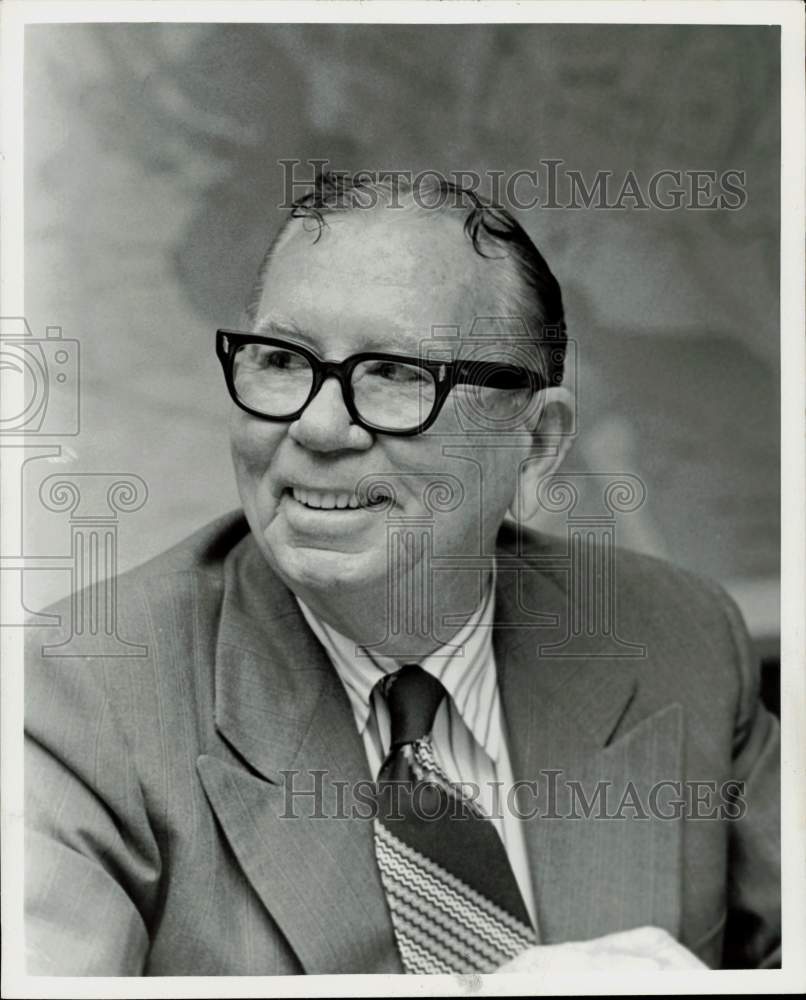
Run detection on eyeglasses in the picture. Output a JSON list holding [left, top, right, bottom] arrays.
[[216, 329, 548, 436]]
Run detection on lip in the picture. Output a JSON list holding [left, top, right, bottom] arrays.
[[282, 491, 385, 535], [291, 484, 360, 509], [287, 482, 362, 495], [283, 482, 392, 512]]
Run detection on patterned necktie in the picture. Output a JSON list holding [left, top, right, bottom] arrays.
[[373, 664, 535, 974]]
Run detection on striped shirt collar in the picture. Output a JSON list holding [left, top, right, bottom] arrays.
[[296, 564, 501, 763]]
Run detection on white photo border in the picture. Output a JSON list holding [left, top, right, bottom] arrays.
[[2, 2, 803, 997]]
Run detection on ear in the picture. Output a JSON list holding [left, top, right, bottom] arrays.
[[507, 387, 575, 523]]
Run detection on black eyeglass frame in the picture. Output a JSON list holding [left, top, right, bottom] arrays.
[[216, 329, 548, 436]]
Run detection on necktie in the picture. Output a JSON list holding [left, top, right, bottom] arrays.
[[372, 664, 535, 974]]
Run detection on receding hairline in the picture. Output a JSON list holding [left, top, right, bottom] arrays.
[[241, 170, 567, 386], [271, 196, 504, 260], [247, 202, 530, 327]]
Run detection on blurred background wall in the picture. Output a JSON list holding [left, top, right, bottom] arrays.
[[20, 22, 780, 665]]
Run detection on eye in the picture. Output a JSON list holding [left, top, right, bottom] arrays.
[[366, 361, 426, 384], [265, 350, 297, 370], [237, 344, 309, 372]]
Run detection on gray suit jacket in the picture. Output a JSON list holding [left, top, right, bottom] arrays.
[[25, 512, 780, 974]]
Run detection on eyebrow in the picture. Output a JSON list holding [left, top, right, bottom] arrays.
[[251, 315, 430, 357], [253, 316, 309, 341]]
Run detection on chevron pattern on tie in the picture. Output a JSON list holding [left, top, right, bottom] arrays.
[[373, 665, 535, 974]]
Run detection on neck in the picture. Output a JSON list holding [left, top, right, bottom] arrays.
[[295, 555, 495, 662]]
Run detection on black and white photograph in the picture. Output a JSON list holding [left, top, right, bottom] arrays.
[[2, 1, 804, 995]]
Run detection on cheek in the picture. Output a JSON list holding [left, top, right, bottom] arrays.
[[392, 432, 520, 544], [458, 387, 541, 438], [455, 448, 520, 529], [228, 411, 285, 500]]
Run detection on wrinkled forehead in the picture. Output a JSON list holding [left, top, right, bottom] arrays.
[[255, 211, 524, 356]]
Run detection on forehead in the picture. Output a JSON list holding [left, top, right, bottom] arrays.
[[254, 211, 515, 352]]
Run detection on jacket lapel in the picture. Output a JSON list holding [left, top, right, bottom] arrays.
[[199, 523, 684, 968], [494, 544, 684, 945], [197, 535, 402, 974]]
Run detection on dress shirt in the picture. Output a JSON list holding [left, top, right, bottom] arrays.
[[296, 570, 538, 928]]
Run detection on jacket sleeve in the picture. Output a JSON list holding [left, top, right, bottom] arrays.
[[714, 585, 781, 969], [25, 623, 162, 976]]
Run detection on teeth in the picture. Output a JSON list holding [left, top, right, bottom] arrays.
[[292, 486, 361, 510]]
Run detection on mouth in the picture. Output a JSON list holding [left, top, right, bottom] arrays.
[[288, 486, 390, 512]]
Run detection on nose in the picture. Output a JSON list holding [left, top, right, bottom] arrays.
[[288, 376, 373, 452]]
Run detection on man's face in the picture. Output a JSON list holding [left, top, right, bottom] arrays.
[[230, 211, 542, 600]]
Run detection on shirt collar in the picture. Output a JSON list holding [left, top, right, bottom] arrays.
[[295, 562, 500, 762]]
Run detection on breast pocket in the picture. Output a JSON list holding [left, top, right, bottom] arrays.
[[529, 703, 685, 943]]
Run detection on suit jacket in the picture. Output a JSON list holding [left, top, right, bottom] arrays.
[[25, 511, 781, 975]]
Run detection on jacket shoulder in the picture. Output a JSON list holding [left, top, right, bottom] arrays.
[[25, 512, 256, 814], [117, 509, 251, 584], [33, 509, 249, 630], [503, 520, 742, 622], [25, 510, 251, 712], [499, 521, 756, 695]]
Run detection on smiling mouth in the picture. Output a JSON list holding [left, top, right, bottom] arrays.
[[289, 486, 389, 511]]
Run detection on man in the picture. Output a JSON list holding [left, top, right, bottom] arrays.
[[25, 173, 780, 975]]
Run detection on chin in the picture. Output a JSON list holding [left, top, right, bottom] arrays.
[[264, 537, 387, 596]]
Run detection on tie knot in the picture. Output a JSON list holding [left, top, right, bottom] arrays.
[[383, 664, 445, 748]]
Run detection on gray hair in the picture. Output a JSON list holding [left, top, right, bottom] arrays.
[[244, 170, 567, 386]]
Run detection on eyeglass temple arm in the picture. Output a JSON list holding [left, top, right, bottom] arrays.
[[449, 358, 545, 390]]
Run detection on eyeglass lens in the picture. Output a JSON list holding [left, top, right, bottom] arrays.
[[231, 343, 437, 431]]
